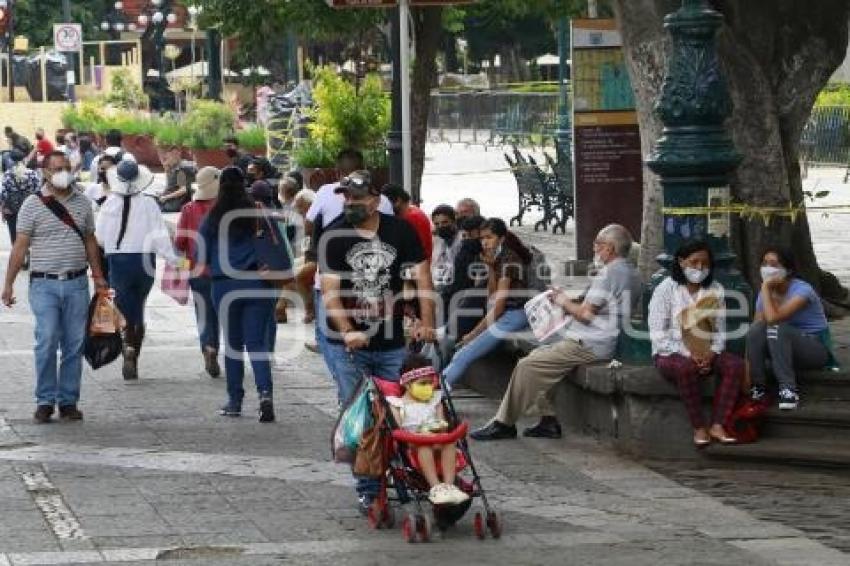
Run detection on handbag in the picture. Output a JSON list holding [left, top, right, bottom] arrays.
[[331, 378, 374, 464], [353, 399, 387, 479], [253, 204, 294, 284], [161, 263, 190, 305]]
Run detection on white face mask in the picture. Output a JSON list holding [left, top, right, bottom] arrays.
[[760, 265, 787, 282], [50, 170, 73, 190], [592, 253, 605, 270], [683, 267, 710, 284]]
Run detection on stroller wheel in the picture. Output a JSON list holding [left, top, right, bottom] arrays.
[[473, 512, 486, 540], [402, 513, 417, 543], [382, 505, 395, 529], [486, 511, 502, 539], [416, 514, 432, 543]]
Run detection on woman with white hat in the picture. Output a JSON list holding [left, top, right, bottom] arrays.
[[96, 160, 180, 381], [175, 166, 222, 378]]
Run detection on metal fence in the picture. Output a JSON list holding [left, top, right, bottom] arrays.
[[801, 106, 850, 173], [428, 91, 561, 148]]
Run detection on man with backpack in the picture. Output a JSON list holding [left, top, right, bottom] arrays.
[[1, 151, 107, 423]]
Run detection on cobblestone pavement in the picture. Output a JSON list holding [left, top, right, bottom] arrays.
[[0, 155, 849, 565], [646, 461, 850, 554]]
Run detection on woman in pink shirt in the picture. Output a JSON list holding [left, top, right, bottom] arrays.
[[174, 166, 222, 378]]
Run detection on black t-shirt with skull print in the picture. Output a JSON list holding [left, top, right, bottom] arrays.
[[323, 213, 425, 351]]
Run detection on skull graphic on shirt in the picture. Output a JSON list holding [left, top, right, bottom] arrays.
[[346, 240, 398, 323]]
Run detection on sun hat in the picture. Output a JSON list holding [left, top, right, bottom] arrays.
[[192, 166, 221, 201], [106, 160, 156, 195], [400, 366, 439, 387]]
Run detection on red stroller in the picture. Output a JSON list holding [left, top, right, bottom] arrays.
[[363, 374, 502, 543]]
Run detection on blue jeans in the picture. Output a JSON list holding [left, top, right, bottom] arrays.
[[189, 277, 219, 352], [29, 276, 90, 406], [326, 343, 408, 406], [212, 278, 276, 404], [107, 253, 155, 327], [314, 288, 339, 391], [442, 307, 529, 387], [325, 342, 407, 499]]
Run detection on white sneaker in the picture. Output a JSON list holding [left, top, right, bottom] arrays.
[[447, 484, 470, 504], [428, 484, 453, 505]]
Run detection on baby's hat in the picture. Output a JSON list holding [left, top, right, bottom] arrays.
[[400, 366, 439, 387]]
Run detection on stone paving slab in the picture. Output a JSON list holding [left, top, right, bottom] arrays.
[[1, 164, 850, 565]]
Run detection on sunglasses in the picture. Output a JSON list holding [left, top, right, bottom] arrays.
[[340, 175, 370, 190]]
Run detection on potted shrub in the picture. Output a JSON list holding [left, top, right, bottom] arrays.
[[183, 100, 237, 168], [236, 125, 268, 157], [297, 66, 391, 187], [153, 120, 191, 166], [113, 112, 161, 169], [293, 139, 337, 190]]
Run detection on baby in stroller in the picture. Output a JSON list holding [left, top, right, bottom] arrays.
[[386, 356, 470, 506]]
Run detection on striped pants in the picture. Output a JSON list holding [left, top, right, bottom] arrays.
[[654, 352, 743, 429]]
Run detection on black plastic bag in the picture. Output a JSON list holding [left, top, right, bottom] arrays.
[[83, 294, 123, 370]]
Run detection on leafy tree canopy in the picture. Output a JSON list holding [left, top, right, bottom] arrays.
[[10, 0, 113, 48]]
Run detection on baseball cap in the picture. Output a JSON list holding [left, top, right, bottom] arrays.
[[334, 170, 380, 198]]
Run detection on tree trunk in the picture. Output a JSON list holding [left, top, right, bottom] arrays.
[[410, 7, 443, 201], [614, 0, 850, 299]]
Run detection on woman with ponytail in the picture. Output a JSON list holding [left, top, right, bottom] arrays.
[[442, 218, 532, 388]]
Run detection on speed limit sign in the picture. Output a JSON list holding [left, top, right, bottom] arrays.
[[54, 24, 82, 52]]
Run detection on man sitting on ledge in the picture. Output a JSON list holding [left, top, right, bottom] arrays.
[[471, 224, 642, 441]]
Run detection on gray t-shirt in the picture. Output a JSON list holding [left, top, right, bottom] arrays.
[[16, 189, 94, 274], [564, 258, 642, 359]]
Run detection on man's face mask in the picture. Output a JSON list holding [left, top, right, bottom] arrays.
[[436, 225, 457, 242], [343, 203, 370, 225], [50, 170, 73, 190], [409, 380, 434, 402]]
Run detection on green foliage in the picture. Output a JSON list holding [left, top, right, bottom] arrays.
[[235, 125, 268, 149], [105, 69, 147, 111], [816, 84, 850, 106], [306, 66, 390, 159], [292, 139, 336, 169], [12, 0, 113, 48], [61, 101, 106, 133], [153, 121, 189, 147], [182, 100, 237, 149]]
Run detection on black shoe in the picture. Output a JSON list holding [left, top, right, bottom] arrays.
[[58, 405, 84, 421], [258, 395, 275, 423], [219, 400, 242, 417], [470, 420, 517, 441], [33, 405, 54, 424], [523, 417, 562, 439]]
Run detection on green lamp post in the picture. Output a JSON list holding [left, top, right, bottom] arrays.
[[646, 0, 750, 352], [554, 16, 571, 155]]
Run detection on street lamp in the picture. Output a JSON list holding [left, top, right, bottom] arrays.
[[103, 0, 178, 109]]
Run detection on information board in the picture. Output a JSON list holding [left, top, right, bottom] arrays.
[[572, 19, 643, 261]]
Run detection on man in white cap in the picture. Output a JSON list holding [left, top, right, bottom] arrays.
[[175, 166, 222, 377], [96, 160, 179, 380]]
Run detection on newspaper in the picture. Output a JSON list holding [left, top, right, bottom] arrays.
[[525, 290, 572, 342]]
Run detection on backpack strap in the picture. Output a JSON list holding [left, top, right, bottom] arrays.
[[37, 194, 86, 244]]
